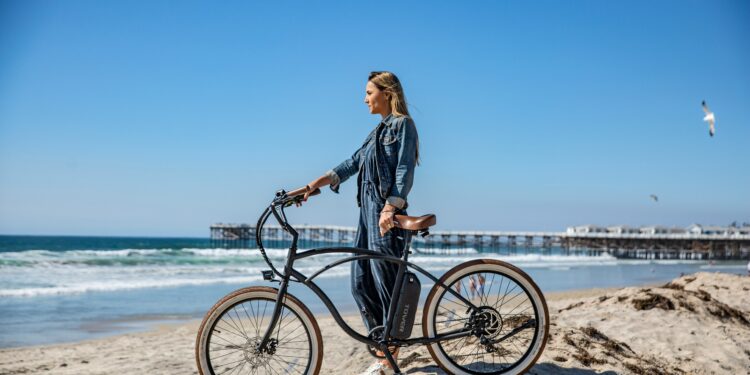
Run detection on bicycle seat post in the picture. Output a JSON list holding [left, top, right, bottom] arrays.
[[401, 230, 418, 262]]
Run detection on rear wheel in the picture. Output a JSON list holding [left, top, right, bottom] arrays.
[[422, 259, 549, 375], [196, 286, 323, 375]]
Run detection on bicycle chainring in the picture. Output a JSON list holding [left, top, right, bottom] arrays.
[[365, 326, 389, 359]]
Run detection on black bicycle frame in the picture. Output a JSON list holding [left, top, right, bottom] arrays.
[[255, 197, 483, 354]]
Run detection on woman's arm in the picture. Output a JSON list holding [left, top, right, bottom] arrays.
[[379, 117, 418, 235], [327, 129, 375, 193], [386, 117, 419, 209], [302, 134, 370, 202]]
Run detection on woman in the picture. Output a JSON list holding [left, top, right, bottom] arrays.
[[301, 71, 419, 374]]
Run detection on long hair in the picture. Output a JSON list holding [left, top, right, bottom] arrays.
[[368, 71, 410, 117], [368, 71, 419, 164]]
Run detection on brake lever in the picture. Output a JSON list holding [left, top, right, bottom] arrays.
[[283, 196, 303, 208]]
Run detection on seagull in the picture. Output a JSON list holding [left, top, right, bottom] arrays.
[[702, 100, 715, 137], [650, 194, 658, 202]]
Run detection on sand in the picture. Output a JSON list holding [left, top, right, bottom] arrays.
[[1, 272, 748, 374]]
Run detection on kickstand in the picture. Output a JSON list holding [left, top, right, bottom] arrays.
[[382, 347, 402, 374]]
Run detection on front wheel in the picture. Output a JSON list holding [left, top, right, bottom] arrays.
[[196, 286, 324, 375], [422, 259, 549, 375]]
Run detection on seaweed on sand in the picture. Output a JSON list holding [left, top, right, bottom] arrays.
[[706, 300, 750, 326], [662, 282, 684, 290], [559, 326, 684, 373], [692, 289, 712, 301], [558, 301, 584, 313], [632, 293, 675, 311], [623, 361, 681, 375]]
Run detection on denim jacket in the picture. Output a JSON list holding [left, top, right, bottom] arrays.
[[326, 114, 418, 209]]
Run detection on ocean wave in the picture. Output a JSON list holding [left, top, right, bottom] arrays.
[[0, 263, 353, 297], [0, 275, 264, 297], [409, 253, 620, 265], [0, 247, 709, 270], [0, 247, 295, 268], [413, 247, 479, 254], [0, 246, 713, 299]]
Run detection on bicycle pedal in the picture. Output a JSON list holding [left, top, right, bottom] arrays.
[[261, 270, 275, 281]]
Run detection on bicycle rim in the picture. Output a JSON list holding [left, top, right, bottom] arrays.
[[196, 287, 322, 375], [423, 260, 549, 375]]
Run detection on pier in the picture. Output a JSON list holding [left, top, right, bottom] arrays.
[[210, 223, 750, 260]]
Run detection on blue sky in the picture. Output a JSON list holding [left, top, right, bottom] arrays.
[[1, 1, 748, 236]]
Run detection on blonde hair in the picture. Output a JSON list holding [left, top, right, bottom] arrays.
[[368, 71, 420, 164], [368, 71, 410, 117]]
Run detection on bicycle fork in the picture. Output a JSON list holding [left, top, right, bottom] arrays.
[[255, 266, 291, 355], [256, 203, 299, 355]]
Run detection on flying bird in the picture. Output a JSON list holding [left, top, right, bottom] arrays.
[[650, 194, 658, 202], [702, 100, 715, 137]]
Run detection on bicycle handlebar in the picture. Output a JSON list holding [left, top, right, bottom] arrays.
[[256, 186, 321, 278], [286, 185, 321, 198], [273, 186, 321, 207]]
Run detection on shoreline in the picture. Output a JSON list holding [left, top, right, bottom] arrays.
[[4, 272, 748, 374], [0, 285, 624, 351], [0, 268, 740, 350], [0, 274, 662, 350]]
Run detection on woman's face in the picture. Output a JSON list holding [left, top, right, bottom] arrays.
[[364, 81, 390, 116]]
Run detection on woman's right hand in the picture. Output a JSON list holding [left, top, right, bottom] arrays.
[[298, 175, 332, 206], [292, 184, 313, 207], [301, 184, 315, 203]]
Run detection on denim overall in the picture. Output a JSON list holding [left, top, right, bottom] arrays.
[[351, 133, 410, 332], [326, 114, 419, 333]]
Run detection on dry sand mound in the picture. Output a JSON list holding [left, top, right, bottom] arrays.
[[537, 272, 750, 375]]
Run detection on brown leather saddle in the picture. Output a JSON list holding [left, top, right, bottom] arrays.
[[393, 214, 436, 232]]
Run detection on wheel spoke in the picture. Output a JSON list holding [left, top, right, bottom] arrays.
[[201, 294, 316, 375], [431, 267, 546, 373]]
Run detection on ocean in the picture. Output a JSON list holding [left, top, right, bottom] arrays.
[[0, 235, 746, 348]]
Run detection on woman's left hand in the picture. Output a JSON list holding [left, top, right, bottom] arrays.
[[379, 205, 398, 236]]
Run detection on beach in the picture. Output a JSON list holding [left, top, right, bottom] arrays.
[[1, 271, 748, 374]]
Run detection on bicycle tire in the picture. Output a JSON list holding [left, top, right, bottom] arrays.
[[422, 259, 549, 375], [196, 286, 323, 375]]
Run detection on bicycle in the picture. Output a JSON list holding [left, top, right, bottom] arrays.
[[196, 187, 549, 375]]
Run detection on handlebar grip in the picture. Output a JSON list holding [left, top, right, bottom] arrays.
[[287, 185, 321, 198]]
